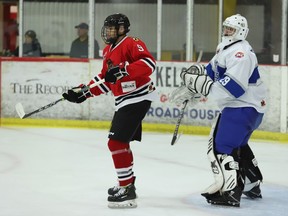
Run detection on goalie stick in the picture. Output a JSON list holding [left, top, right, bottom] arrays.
[[170, 99, 188, 145], [171, 50, 203, 145], [15, 79, 105, 119]]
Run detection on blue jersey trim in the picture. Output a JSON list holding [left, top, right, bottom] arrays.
[[206, 63, 215, 80], [249, 67, 260, 84], [216, 65, 226, 79], [219, 76, 245, 98]]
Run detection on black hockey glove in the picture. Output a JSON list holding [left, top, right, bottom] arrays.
[[62, 85, 92, 103], [105, 63, 129, 83]]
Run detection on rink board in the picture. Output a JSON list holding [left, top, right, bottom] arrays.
[[0, 58, 287, 135]]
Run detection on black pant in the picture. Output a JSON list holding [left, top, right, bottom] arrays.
[[108, 100, 152, 143]]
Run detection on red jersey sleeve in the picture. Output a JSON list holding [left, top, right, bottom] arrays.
[[87, 74, 111, 96], [84, 46, 111, 96]]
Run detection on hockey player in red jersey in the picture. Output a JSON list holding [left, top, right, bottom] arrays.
[[62, 13, 157, 208]]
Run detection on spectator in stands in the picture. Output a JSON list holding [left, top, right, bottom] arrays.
[[2, 19, 19, 56], [69, 22, 100, 58], [13, 30, 42, 57]]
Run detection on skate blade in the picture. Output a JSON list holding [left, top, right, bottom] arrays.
[[108, 200, 137, 209], [209, 200, 240, 207], [242, 191, 262, 199]]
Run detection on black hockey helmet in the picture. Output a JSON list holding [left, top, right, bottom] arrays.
[[104, 13, 130, 33], [101, 13, 130, 44]]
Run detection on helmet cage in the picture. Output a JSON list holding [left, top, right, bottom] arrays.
[[221, 14, 249, 43], [101, 26, 118, 44]]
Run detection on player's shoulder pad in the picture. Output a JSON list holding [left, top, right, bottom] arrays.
[[128, 36, 142, 42]]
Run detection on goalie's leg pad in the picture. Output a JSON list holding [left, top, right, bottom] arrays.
[[217, 154, 239, 192], [203, 154, 241, 207], [242, 181, 262, 199], [201, 137, 224, 195], [240, 144, 263, 198], [240, 144, 263, 184], [202, 114, 224, 195]]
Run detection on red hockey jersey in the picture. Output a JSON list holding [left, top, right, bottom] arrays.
[[88, 36, 157, 110]]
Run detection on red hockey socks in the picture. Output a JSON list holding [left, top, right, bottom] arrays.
[[108, 139, 134, 186]]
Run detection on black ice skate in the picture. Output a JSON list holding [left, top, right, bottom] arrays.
[[107, 184, 137, 208], [202, 186, 242, 207], [108, 176, 136, 196], [243, 183, 262, 199], [107, 184, 121, 196]]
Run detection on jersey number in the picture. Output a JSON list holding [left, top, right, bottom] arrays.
[[219, 76, 230, 86], [137, 44, 144, 52]]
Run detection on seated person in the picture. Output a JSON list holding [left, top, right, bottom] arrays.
[[69, 22, 100, 58], [13, 30, 42, 57]]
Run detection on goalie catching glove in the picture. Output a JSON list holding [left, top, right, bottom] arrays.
[[105, 61, 129, 83], [169, 85, 201, 106], [187, 63, 206, 75], [180, 64, 213, 97], [62, 84, 93, 103]]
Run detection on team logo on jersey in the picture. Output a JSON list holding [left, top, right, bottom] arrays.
[[121, 81, 136, 93], [235, 52, 244, 58], [133, 37, 140, 41], [148, 83, 155, 93], [107, 59, 114, 69]]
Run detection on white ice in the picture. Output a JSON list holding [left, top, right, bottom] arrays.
[[0, 127, 288, 216]]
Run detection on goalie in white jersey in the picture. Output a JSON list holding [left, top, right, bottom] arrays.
[[174, 14, 267, 207]]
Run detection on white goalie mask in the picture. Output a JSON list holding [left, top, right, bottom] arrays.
[[222, 14, 249, 45]]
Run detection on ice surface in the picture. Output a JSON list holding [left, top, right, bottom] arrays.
[[0, 127, 287, 216]]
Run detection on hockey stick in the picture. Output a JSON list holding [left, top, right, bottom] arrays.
[[15, 98, 65, 119], [15, 79, 105, 119], [171, 50, 203, 145], [171, 99, 188, 145]]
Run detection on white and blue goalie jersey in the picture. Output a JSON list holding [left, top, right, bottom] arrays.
[[206, 40, 267, 113]]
